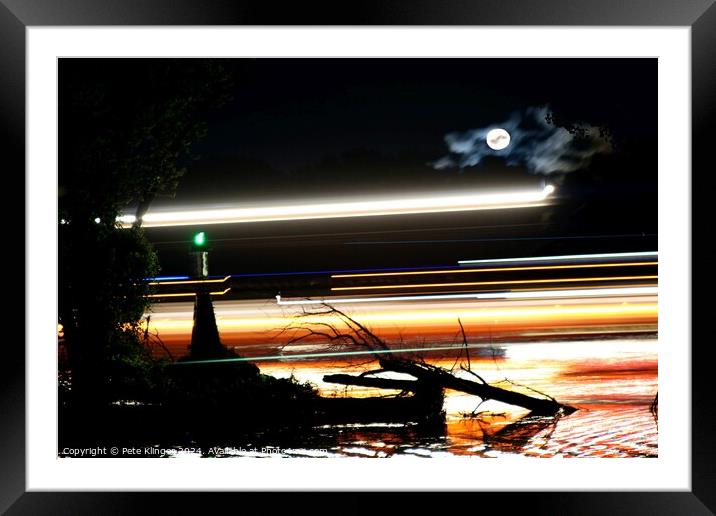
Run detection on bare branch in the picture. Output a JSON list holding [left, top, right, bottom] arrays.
[[491, 378, 557, 403], [279, 303, 574, 416], [458, 317, 471, 371], [460, 364, 486, 384], [359, 368, 386, 377]]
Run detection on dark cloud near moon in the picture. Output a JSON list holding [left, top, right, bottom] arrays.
[[432, 106, 613, 175]]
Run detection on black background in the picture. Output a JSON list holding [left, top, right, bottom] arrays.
[[6, 0, 714, 514]]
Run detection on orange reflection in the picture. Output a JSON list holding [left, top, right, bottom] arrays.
[[332, 275, 658, 291], [332, 261, 656, 278]]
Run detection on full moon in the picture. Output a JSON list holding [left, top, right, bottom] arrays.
[[486, 128, 511, 150]]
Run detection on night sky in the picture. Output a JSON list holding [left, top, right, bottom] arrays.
[[62, 58, 657, 276], [164, 59, 656, 202]]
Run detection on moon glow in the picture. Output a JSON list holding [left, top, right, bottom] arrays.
[[486, 128, 511, 150]]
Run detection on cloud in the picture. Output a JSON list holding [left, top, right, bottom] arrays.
[[432, 106, 612, 175]]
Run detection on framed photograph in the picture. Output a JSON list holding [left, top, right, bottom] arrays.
[[6, 0, 712, 513]]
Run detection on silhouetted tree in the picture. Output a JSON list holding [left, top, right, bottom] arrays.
[[58, 59, 232, 406]]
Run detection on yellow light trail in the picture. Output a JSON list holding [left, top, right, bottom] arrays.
[[313, 283, 658, 301], [145, 287, 231, 298], [510, 282, 656, 292], [276, 286, 658, 305], [331, 262, 657, 279], [147, 302, 657, 333], [147, 275, 231, 286], [331, 275, 659, 292]]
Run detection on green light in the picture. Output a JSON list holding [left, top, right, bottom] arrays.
[[193, 232, 207, 247]]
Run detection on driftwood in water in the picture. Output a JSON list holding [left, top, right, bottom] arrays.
[[324, 359, 575, 416], [287, 304, 575, 417], [381, 358, 575, 416], [323, 374, 420, 391]]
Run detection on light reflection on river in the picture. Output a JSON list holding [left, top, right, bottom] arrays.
[[161, 335, 657, 458]]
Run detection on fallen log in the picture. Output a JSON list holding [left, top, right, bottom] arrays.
[[447, 375, 574, 415], [347, 358, 576, 416], [323, 374, 421, 391], [286, 304, 575, 416], [395, 359, 574, 415]]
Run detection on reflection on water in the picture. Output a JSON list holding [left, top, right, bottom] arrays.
[[447, 404, 657, 458], [158, 404, 656, 458], [158, 335, 657, 458]]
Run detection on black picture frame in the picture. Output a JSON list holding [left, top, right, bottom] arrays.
[[3, 1, 712, 514]]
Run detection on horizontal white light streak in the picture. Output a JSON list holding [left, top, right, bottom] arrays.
[[118, 185, 555, 228], [145, 287, 231, 298], [458, 251, 658, 266], [276, 286, 658, 305], [173, 342, 497, 365], [331, 261, 656, 279]]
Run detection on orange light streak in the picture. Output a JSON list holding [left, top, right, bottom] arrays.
[[331, 275, 659, 292], [145, 287, 231, 298], [148, 302, 657, 333], [147, 275, 230, 286], [331, 262, 656, 279]]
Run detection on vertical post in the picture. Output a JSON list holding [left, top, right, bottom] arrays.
[[193, 251, 209, 278], [186, 231, 227, 359], [191, 231, 209, 278]]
